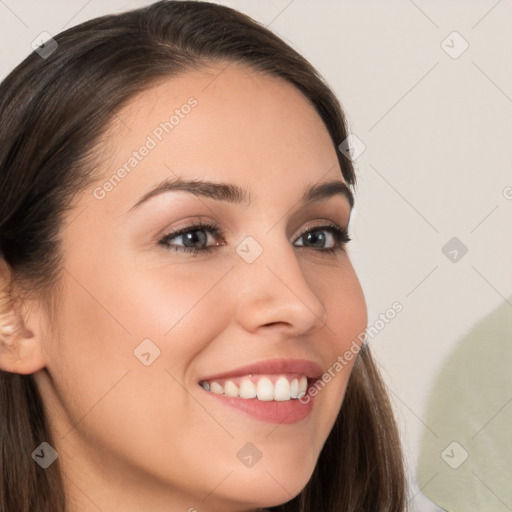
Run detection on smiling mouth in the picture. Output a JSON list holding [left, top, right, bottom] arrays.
[[199, 374, 309, 402], [197, 358, 323, 423]]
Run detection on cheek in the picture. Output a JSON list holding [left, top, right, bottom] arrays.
[[48, 262, 237, 476], [334, 273, 367, 349], [308, 258, 368, 352], [304, 260, 367, 422], [108, 259, 235, 364], [47, 271, 140, 430]]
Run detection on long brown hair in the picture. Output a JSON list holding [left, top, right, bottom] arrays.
[[0, 2, 406, 510]]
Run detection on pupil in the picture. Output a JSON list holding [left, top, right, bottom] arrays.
[[184, 230, 207, 248], [307, 230, 324, 247]]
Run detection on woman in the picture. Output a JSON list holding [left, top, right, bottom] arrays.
[[0, 1, 406, 510]]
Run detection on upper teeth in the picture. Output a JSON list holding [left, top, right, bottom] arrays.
[[200, 375, 308, 401]]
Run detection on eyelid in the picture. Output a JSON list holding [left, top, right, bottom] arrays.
[[158, 216, 221, 235], [158, 218, 224, 242], [293, 219, 348, 239], [159, 218, 347, 243]]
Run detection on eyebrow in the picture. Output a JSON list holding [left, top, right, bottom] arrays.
[[129, 176, 354, 212]]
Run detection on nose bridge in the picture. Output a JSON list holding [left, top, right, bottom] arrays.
[[233, 231, 328, 335]]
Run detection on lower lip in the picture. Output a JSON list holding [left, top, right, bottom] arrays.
[[201, 388, 315, 424]]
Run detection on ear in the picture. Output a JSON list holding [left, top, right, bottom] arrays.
[[0, 259, 47, 374]]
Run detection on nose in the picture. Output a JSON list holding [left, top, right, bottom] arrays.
[[233, 237, 328, 337]]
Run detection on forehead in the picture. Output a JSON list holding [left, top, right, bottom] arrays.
[[94, 64, 344, 209]]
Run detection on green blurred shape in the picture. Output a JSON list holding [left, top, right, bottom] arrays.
[[417, 298, 512, 511]]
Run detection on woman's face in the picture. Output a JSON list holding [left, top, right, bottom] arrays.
[[33, 64, 367, 511]]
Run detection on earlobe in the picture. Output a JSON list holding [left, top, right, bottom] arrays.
[[0, 259, 47, 375]]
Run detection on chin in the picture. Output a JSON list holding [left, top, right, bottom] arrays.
[[210, 461, 316, 511]]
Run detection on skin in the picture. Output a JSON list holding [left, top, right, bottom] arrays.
[[1, 64, 367, 511]]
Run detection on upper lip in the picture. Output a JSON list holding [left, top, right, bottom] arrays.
[[198, 358, 323, 382]]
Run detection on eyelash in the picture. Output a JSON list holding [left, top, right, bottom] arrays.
[[158, 219, 351, 256]]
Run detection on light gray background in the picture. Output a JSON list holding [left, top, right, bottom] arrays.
[[1, 1, 511, 510]]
